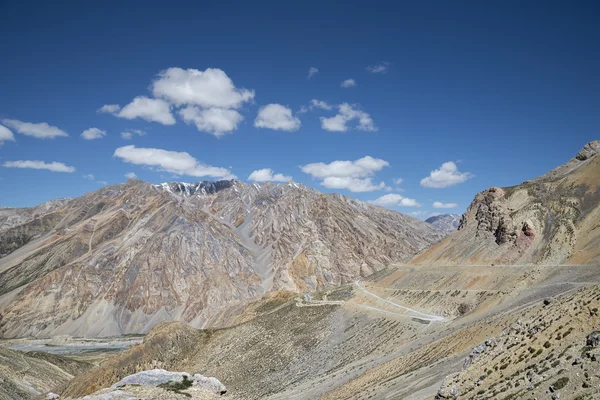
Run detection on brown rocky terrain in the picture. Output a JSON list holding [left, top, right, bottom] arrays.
[[414, 140, 600, 266], [54, 263, 600, 400], [0, 346, 91, 400], [0, 179, 441, 338]]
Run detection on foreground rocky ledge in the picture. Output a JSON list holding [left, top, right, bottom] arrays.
[[50, 369, 226, 400]]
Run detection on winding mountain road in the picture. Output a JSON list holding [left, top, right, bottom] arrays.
[[354, 280, 446, 322]]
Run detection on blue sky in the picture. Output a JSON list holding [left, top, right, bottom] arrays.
[[0, 1, 598, 218]]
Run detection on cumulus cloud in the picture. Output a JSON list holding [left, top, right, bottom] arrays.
[[124, 172, 137, 179], [248, 168, 292, 182], [307, 67, 319, 79], [366, 62, 390, 74], [113, 145, 235, 179], [152, 67, 254, 109], [120, 129, 147, 140], [2, 160, 75, 173], [117, 96, 176, 125], [320, 103, 376, 132], [420, 161, 474, 188], [321, 177, 387, 192], [433, 201, 459, 209], [369, 194, 420, 207], [97, 104, 121, 114], [341, 79, 356, 88], [254, 104, 301, 131], [179, 106, 243, 137], [0, 124, 15, 145], [2, 119, 68, 139], [301, 156, 389, 192], [81, 127, 106, 140]]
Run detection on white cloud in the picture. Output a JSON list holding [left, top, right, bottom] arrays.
[[369, 194, 420, 207], [152, 67, 254, 109], [179, 106, 243, 137], [113, 145, 235, 179], [2, 119, 68, 139], [0, 124, 15, 145], [410, 211, 428, 216], [120, 129, 147, 140], [433, 201, 459, 209], [254, 104, 301, 131], [321, 177, 387, 192], [320, 103, 376, 132], [2, 160, 75, 173], [98, 180, 108, 186], [81, 127, 106, 140], [248, 168, 292, 182], [366, 62, 390, 74], [301, 156, 389, 192], [298, 99, 332, 114], [307, 67, 319, 79], [97, 104, 121, 114], [420, 161, 474, 188], [83, 174, 95, 180], [118, 96, 176, 125], [125, 172, 137, 179], [341, 79, 356, 88], [393, 178, 403, 185]]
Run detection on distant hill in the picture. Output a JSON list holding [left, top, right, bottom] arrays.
[[425, 214, 461, 235]]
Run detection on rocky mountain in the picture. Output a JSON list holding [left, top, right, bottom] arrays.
[[425, 214, 461, 235], [0, 179, 441, 338], [414, 140, 600, 265]]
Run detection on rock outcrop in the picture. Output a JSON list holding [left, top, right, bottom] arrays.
[[0, 180, 441, 338], [414, 140, 600, 265]]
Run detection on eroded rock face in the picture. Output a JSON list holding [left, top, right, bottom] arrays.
[[0, 180, 441, 338], [414, 140, 600, 265]]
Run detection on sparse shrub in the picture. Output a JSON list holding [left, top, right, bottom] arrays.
[[544, 341, 551, 348], [552, 376, 569, 390], [457, 303, 470, 315]]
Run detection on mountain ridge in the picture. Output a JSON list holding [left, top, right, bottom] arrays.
[[414, 140, 600, 265], [0, 179, 441, 338]]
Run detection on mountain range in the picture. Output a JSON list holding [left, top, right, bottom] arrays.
[[0, 179, 441, 338]]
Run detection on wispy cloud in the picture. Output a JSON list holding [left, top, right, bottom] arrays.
[[2, 160, 75, 172], [433, 201, 459, 209], [369, 193, 420, 207], [113, 145, 235, 179], [2, 119, 68, 139], [341, 79, 356, 88], [307, 67, 319, 79], [366, 62, 390, 74]]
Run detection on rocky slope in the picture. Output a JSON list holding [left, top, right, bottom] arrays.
[[0, 179, 441, 338], [425, 214, 461, 235], [56, 263, 600, 400], [414, 140, 600, 265], [0, 347, 91, 400]]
